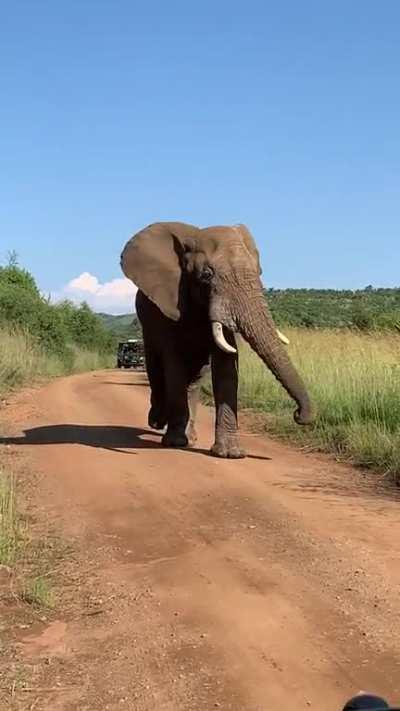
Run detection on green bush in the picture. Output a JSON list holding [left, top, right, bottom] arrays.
[[374, 310, 400, 332], [0, 281, 43, 331], [56, 300, 113, 353], [0, 264, 40, 296], [0, 260, 113, 380]]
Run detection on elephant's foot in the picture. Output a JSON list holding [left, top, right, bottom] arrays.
[[162, 428, 188, 448], [210, 435, 246, 459], [148, 406, 167, 431]]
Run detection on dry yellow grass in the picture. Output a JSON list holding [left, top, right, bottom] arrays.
[[0, 328, 113, 395], [237, 329, 400, 482], [0, 329, 112, 608], [202, 329, 400, 482], [0, 471, 19, 566]]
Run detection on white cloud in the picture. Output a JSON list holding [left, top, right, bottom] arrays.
[[68, 273, 100, 293], [59, 272, 137, 314]]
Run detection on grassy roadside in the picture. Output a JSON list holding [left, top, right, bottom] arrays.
[[203, 329, 400, 484], [0, 467, 73, 706], [0, 327, 113, 397], [0, 470, 55, 608], [0, 327, 112, 612], [0, 472, 19, 568]]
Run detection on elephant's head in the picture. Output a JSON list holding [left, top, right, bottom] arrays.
[[121, 221, 313, 425]]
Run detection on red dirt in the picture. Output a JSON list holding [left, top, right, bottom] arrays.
[[1, 369, 400, 710]]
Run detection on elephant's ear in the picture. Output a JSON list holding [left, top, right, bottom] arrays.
[[234, 224, 262, 275], [120, 222, 198, 321]]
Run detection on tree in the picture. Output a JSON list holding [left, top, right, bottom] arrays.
[[7, 250, 19, 267], [0, 262, 113, 358], [0, 263, 40, 295]]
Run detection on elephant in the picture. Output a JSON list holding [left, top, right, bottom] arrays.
[[120, 222, 313, 458]]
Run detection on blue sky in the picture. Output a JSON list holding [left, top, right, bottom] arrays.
[[1, 0, 399, 312]]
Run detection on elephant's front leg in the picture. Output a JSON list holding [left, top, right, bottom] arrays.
[[186, 382, 199, 447], [162, 355, 190, 448], [210, 333, 245, 459], [186, 363, 211, 447], [144, 346, 167, 430]]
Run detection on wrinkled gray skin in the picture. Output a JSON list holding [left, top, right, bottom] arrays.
[[121, 222, 313, 458]]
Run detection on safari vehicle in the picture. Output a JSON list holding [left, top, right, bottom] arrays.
[[117, 339, 145, 369]]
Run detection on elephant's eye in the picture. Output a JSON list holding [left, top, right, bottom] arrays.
[[199, 265, 214, 283]]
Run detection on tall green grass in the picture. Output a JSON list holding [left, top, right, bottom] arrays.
[[0, 328, 113, 395], [0, 472, 20, 566], [0, 471, 56, 608], [230, 330, 400, 482]]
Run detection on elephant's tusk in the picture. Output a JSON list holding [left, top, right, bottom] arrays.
[[277, 329, 290, 346], [212, 322, 237, 354]]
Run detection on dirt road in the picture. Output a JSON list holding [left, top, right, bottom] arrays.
[[2, 370, 400, 710]]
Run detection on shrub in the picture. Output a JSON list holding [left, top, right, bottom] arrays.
[[0, 264, 40, 296], [0, 263, 112, 358]]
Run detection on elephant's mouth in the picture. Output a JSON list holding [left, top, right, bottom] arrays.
[[211, 321, 237, 353], [210, 319, 290, 353], [209, 283, 290, 355]]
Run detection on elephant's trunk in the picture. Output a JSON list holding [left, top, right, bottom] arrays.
[[210, 277, 313, 425]]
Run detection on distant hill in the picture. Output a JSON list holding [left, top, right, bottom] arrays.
[[97, 287, 400, 335], [265, 287, 400, 330], [97, 312, 142, 342]]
